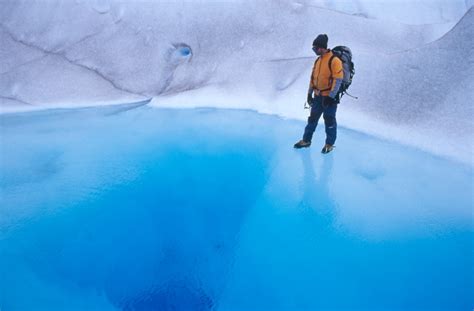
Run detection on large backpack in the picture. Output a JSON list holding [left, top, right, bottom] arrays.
[[329, 46, 355, 100]]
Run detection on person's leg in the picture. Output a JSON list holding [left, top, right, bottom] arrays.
[[303, 97, 324, 143], [323, 104, 337, 145]]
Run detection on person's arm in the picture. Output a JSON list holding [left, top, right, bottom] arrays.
[[329, 57, 344, 98], [308, 58, 319, 97], [329, 79, 342, 98]]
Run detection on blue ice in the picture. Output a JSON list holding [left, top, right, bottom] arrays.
[[0, 105, 473, 310]]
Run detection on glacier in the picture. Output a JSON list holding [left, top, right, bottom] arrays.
[[1, 0, 474, 310], [1, 0, 473, 163]]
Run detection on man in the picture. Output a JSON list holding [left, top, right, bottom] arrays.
[[294, 34, 343, 154]]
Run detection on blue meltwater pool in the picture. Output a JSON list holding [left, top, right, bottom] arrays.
[[0, 105, 473, 310]]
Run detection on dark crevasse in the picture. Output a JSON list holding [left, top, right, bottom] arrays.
[[0, 105, 473, 311]]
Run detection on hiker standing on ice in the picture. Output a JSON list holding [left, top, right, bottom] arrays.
[[294, 34, 343, 154]]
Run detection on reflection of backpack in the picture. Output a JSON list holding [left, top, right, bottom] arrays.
[[329, 46, 355, 100]]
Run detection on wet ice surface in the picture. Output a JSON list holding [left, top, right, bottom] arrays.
[[0, 105, 473, 311]]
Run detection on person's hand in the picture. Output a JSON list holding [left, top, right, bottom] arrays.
[[307, 93, 313, 106]]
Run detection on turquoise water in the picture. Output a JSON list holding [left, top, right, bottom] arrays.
[[0, 105, 473, 310]]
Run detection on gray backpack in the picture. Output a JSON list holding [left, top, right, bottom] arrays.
[[329, 46, 355, 99]]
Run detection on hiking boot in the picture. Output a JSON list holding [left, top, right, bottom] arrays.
[[294, 140, 311, 149], [321, 144, 334, 154]]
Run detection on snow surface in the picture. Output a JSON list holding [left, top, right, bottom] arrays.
[[0, 0, 473, 164]]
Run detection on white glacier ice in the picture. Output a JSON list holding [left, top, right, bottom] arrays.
[[0, 0, 473, 164]]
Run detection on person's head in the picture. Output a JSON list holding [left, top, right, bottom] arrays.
[[312, 34, 328, 56]]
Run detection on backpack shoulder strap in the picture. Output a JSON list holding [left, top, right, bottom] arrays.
[[328, 54, 336, 77]]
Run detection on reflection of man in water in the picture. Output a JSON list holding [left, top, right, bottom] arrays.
[[298, 150, 334, 217]]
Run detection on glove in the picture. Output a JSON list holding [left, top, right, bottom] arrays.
[[307, 93, 313, 106], [322, 96, 336, 107]]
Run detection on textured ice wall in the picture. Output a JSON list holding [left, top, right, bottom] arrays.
[[344, 8, 474, 163], [0, 0, 472, 163], [301, 0, 471, 24], [1, 0, 456, 106]]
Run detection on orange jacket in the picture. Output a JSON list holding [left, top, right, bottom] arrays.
[[309, 50, 343, 97]]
